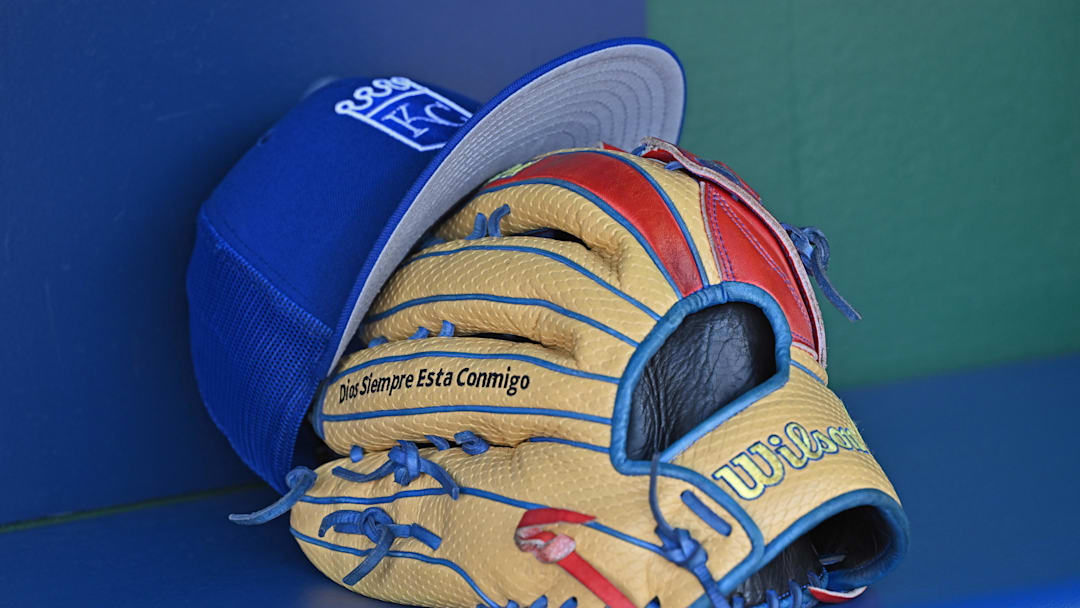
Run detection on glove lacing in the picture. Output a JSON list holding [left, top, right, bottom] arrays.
[[232, 439, 853, 607], [649, 456, 853, 608], [779, 224, 861, 321], [648, 456, 729, 608], [648, 151, 863, 323], [228, 432, 489, 588], [320, 507, 442, 584], [332, 438, 464, 498]]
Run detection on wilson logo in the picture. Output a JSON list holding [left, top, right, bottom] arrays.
[[712, 422, 869, 500]]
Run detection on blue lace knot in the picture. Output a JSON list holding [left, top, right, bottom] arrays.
[[333, 440, 461, 499], [781, 223, 862, 322], [319, 507, 440, 548], [319, 507, 440, 585], [656, 526, 707, 568], [455, 430, 489, 455], [655, 524, 726, 607], [388, 441, 424, 484], [649, 457, 729, 608], [425, 431, 490, 455]]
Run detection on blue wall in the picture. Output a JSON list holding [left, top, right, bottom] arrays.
[[0, 1, 645, 525]]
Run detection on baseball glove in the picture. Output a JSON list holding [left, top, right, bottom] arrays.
[[235, 138, 908, 608]]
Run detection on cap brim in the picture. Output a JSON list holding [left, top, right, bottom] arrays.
[[324, 38, 686, 374]]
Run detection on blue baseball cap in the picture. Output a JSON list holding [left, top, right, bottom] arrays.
[[186, 38, 686, 493]]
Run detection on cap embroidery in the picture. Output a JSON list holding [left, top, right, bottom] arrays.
[[334, 76, 472, 151]]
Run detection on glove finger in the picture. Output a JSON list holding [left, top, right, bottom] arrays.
[[291, 441, 749, 608], [363, 235, 655, 371]]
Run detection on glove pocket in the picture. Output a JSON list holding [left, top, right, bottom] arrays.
[[669, 358, 909, 593]]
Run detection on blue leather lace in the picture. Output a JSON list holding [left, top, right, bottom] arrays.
[[231, 440, 825, 607], [228, 466, 316, 525], [319, 506, 442, 585], [649, 457, 730, 608], [466, 204, 511, 240], [647, 457, 827, 608], [729, 580, 806, 608], [646, 149, 863, 324], [491, 597, 578, 608], [781, 224, 861, 321], [333, 439, 462, 498]]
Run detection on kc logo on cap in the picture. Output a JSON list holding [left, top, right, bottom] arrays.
[[334, 76, 472, 152]]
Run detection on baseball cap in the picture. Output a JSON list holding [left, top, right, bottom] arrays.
[[186, 38, 686, 492]]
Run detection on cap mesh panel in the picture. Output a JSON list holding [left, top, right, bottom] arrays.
[[187, 212, 331, 493]]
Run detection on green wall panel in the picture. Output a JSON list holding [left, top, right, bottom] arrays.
[[649, 1, 1079, 387]]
